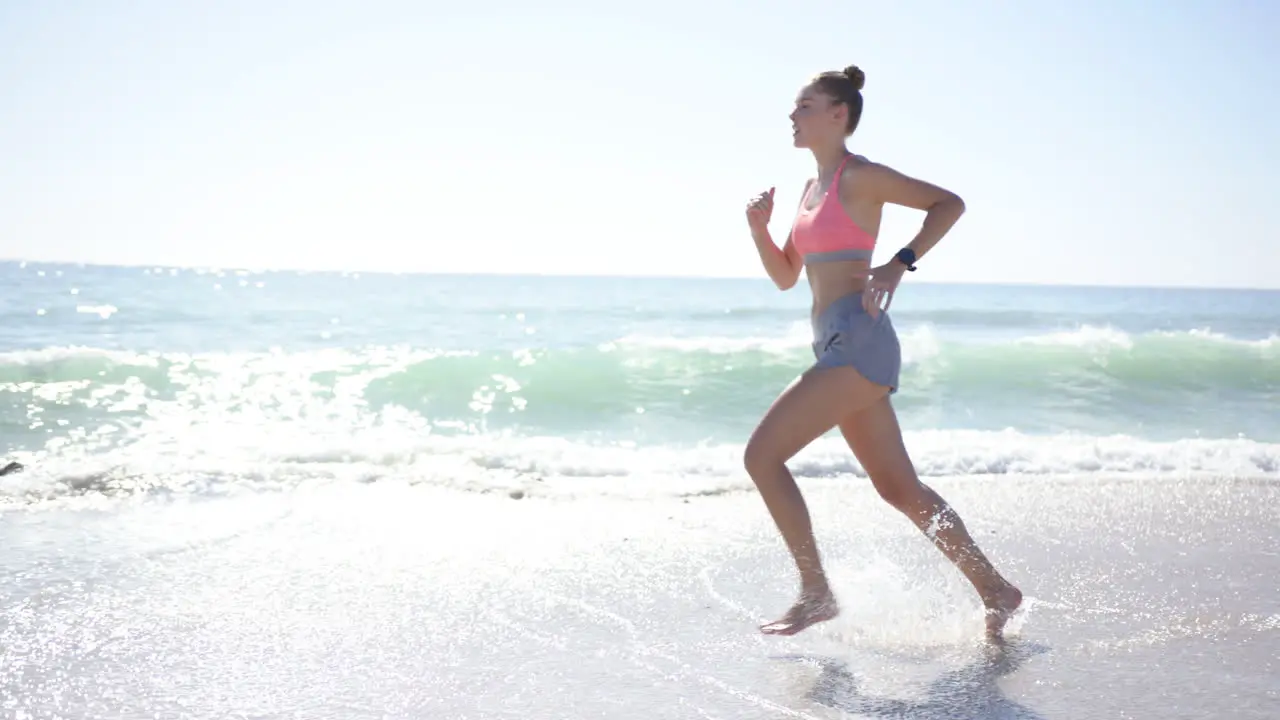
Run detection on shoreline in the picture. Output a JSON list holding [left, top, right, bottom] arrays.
[[1, 470, 1276, 718]]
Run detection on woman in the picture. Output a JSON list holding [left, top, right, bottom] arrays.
[[743, 64, 1022, 639]]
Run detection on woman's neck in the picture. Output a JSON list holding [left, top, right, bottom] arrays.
[[811, 143, 850, 182]]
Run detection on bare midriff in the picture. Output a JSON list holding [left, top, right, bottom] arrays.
[[805, 258, 870, 321]]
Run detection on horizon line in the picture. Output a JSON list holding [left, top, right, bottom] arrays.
[[2, 257, 1276, 293]]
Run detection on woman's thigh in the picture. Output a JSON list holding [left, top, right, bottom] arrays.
[[746, 365, 890, 468]]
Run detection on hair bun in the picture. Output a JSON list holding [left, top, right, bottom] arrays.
[[843, 65, 865, 91]]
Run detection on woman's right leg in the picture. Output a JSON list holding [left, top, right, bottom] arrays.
[[744, 363, 890, 635]]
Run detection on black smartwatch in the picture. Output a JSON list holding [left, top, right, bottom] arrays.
[[893, 247, 918, 271]]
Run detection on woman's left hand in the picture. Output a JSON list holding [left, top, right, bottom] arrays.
[[862, 261, 907, 317]]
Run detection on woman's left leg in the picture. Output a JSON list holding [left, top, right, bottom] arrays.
[[838, 395, 1023, 638]]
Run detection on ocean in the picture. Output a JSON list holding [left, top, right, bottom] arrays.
[[1, 260, 1277, 718]]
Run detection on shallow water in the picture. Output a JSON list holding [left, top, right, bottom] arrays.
[[3, 474, 1275, 719]]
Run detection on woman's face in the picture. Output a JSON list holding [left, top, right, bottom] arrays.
[[789, 84, 844, 149]]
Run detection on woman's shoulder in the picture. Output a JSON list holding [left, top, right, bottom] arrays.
[[840, 154, 879, 192], [846, 153, 876, 170], [845, 154, 908, 183], [840, 154, 908, 206]]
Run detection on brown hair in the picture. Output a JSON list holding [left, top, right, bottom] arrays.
[[811, 65, 866, 135]]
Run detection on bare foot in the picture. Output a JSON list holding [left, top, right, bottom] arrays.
[[983, 583, 1023, 639], [760, 591, 839, 636]]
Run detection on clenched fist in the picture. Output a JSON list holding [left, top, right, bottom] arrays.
[[745, 187, 775, 233]]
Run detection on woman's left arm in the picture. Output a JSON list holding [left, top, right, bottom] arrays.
[[863, 163, 966, 265], [858, 163, 966, 315]]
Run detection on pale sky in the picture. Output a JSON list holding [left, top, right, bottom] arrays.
[[1, 0, 1276, 288]]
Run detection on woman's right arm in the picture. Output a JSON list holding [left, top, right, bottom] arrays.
[[752, 226, 802, 291], [746, 183, 806, 291]]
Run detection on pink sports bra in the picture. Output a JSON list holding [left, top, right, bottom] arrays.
[[790, 154, 877, 264]]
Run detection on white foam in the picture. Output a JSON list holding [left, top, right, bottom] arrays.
[[604, 321, 811, 354], [75, 304, 118, 319], [1017, 324, 1280, 351], [1018, 325, 1134, 350], [0, 346, 160, 367], [4, 422, 1277, 508], [603, 322, 943, 366]]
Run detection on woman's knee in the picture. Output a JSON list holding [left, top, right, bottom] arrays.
[[743, 427, 786, 478], [871, 472, 927, 511], [744, 367, 869, 480]]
